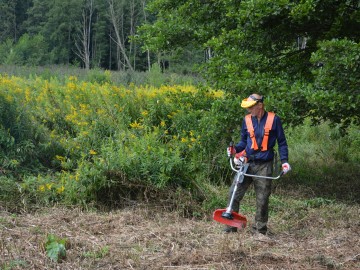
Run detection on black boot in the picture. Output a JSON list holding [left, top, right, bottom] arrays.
[[223, 226, 237, 233], [251, 225, 267, 235]]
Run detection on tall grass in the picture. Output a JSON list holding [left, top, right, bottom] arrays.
[[278, 119, 360, 203], [0, 64, 204, 87]]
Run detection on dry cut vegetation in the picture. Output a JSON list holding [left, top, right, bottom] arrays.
[[1, 203, 359, 270]]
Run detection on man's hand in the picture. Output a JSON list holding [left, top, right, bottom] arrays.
[[282, 163, 291, 174], [227, 146, 236, 157], [234, 156, 245, 165], [234, 150, 246, 165]]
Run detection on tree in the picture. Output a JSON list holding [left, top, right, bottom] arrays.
[[139, 0, 360, 128], [24, 0, 51, 36], [0, 0, 16, 42], [141, 0, 151, 71], [108, 0, 134, 71], [3, 33, 48, 66], [25, 0, 80, 65], [75, 0, 95, 70]]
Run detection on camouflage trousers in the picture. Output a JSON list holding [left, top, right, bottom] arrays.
[[227, 160, 274, 233]]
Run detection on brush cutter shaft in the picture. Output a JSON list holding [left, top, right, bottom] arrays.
[[226, 165, 248, 212], [244, 172, 283, 179]]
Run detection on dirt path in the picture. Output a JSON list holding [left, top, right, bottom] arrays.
[[1, 206, 359, 269]]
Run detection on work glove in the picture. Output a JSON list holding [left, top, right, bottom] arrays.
[[234, 150, 246, 165], [234, 156, 245, 165], [227, 146, 236, 157], [282, 162, 291, 174]]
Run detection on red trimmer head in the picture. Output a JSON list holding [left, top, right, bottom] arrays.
[[213, 209, 247, 228]]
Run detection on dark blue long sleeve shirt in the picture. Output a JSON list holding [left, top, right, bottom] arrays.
[[234, 112, 289, 163]]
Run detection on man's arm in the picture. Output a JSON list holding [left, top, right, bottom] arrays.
[[275, 117, 289, 163]]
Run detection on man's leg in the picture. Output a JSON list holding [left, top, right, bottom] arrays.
[[252, 161, 273, 234]]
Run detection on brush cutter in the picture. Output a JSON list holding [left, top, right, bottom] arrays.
[[213, 155, 284, 229]]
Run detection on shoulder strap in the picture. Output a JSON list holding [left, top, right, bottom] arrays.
[[261, 112, 275, 151], [245, 114, 259, 151]]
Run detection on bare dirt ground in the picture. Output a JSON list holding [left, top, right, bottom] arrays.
[[1, 205, 359, 270]]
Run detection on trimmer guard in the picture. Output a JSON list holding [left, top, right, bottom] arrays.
[[213, 209, 247, 228]]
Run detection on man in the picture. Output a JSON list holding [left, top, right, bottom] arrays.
[[225, 93, 291, 234]]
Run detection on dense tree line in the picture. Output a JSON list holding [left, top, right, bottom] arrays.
[[139, 0, 360, 129], [0, 0, 160, 71]]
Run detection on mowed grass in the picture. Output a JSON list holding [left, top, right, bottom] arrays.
[[0, 201, 359, 270]]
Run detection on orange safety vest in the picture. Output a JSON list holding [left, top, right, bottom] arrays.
[[245, 112, 275, 152]]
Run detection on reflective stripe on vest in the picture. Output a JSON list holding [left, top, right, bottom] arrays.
[[245, 112, 275, 151]]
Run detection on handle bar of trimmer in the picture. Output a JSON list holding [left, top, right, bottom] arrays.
[[230, 158, 284, 180]]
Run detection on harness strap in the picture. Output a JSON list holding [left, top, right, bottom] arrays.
[[245, 114, 258, 150], [245, 112, 275, 152], [261, 112, 275, 151]]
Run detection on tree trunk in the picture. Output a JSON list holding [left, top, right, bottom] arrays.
[[75, 0, 94, 70], [108, 0, 134, 71], [141, 0, 151, 71]]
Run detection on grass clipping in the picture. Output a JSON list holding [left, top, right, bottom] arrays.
[[0, 204, 359, 270]]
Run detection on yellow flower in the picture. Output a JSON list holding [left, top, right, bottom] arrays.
[[69, 75, 78, 81], [130, 121, 143, 129], [67, 82, 77, 90], [57, 186, 65, 194], [89, 149, 97, 155], [181, 137, 188, 143], [80, 131, 89, 137], [160, 120, 166, 127], [38, 185, 45, 192], [141, 110, 149, 116], [211, 90, 225, 98], [25, 88, 31, 102], [55, 155, 66, 162], [46, 183, 53, 190]]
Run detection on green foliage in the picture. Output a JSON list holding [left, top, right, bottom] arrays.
[[0, 75, 64, 174], [279, 119, 360, 202], [309, 39, 360, 127], [0, 1, 16, 42], [85, 69, 112, 84], [45, 234, 67, 262], [140, 0, 360, 129], [0, 176, 21, 209], [83, 246, 109, 259], [0, 260, 28, 270], [1, 34, 49, 66], [147, 63, 167, 87]]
